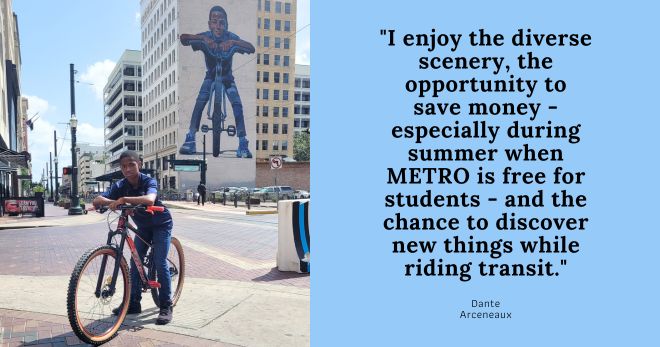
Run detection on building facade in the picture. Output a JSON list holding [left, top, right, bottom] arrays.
[[293, 63, 309, 133], [255, 0, 297, 160], [103, 50, 143, 173], [76, 144, 105, 196], [140, 0, 268, 192]]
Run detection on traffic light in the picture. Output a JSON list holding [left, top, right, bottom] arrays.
[[63, 167, 72, 175]]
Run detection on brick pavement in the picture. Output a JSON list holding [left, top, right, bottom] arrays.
[[0, 308, 237, 346]]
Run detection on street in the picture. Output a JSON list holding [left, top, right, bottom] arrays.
[[0, 203, 309, 346]]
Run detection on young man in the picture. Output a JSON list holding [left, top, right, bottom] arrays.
[[92, 151, 174, 325], [179, 5, 255, 158]]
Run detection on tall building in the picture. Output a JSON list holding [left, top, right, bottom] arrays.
[[293, 63, 309, 133], [0, 0, 30, 198], [255, 0, 297, 160], [103, 50, 143, 173], [76, 144, 105, 196], [140, 0, 265, 191]]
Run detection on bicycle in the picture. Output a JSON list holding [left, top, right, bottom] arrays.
[[188, 40, 253, 157], [66, 205, 185, 345]]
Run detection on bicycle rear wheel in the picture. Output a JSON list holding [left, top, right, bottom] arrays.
[[67, 245, 130, 345], [150, 236, 185, 307]]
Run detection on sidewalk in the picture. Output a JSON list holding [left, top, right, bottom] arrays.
[[0, 204, 105, 230], [164, 200, 278, 214]]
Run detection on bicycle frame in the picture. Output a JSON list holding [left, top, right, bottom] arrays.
[[94, 211, 157, 299]]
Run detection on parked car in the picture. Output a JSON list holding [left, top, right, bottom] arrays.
[[293, 190, 310, 199], [253, 186, 295, 201]]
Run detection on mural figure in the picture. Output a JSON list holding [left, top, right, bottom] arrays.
[[179, 5, 255, 158]]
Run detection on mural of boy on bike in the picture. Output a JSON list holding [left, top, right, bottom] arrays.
[[179, 5, 255, 158]]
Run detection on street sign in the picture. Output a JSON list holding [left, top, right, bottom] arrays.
[[173, 164, 200, 172], [270, 156, 283, 170]]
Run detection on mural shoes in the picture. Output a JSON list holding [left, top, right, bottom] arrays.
[[112, 302, 141, 316], [236, 138, 252, 158], [179, 133, 196, 154]]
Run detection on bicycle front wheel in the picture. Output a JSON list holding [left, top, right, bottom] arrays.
[[67, 245, 130, 345], [150, 236, 186, 307]]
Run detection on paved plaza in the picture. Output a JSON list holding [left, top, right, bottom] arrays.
[[0, 203, 309, 346]]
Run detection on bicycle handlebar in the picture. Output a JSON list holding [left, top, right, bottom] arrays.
[[186, 40, 252, 60], [97, 204, 165, 215]]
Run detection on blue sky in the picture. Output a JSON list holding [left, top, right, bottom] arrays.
[[13, 0, 310, 182]]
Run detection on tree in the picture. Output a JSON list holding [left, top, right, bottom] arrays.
[[293, 131, 310, 161]]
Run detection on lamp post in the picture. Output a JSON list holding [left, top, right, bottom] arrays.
[[54, 130, 59, 205], [68, 63, 83, 215]]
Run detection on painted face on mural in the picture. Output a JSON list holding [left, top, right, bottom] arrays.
[[208, 11, 227, 38]]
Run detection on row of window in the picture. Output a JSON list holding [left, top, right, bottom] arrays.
[[258, 36, 291, 49], [257, 53, 291, 66], [294, 119, 310, 128], [258, 18, 292, 32], [259, 0, 293, 14], [294, 105, 310, 115], [257, 88, 289, 101], [145, 111, 177, 139], [146, 131, 177, 154], [256, 140, 289, 151], [256, 123, 289, 135], [294, 91, 310, 102], [295, 78, 310, 88], [257, 105, 289, 117], [257, 71, 290, 84]]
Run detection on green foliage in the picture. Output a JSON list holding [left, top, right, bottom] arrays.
[[33, 184, 46, 193], [293, 131, 310, 162]]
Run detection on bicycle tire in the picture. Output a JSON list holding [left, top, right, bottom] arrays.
[[149, 236, 186, 307], [212, 108, 221, 157], [67, 245, 130, 345]]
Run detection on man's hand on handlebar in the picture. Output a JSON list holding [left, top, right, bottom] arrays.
[[108, 198, 125, 211]]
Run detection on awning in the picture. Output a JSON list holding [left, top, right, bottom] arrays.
[[95, 168, 155, 182], [0, 148, 30, 170]]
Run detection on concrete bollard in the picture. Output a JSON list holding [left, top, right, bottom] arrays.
[[277, 199, 310, 273]]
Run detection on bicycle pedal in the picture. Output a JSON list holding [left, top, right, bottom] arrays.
[[147, 280, 161, 288]]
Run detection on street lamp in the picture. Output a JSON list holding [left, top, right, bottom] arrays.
[[68, 63, 83, 215]]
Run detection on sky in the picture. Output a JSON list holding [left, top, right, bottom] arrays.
[[12, 0, 310, 183]]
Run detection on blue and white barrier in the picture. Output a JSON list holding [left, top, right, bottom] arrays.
[[277, 199, 310, 273]]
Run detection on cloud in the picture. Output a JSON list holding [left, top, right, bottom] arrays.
[[79, 60, 116, 100], [135, 12, 141, 23], [24, 95, 106, 184]]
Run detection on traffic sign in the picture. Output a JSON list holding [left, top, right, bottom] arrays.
[[270, 156, 283, 170]]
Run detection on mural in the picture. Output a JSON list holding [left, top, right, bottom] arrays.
[[178, 1, 257, 189]]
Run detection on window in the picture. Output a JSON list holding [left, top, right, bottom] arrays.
[[284, 38, 290, 49], [284, 21, 291, 32], [282, 140, 288, 151], [263, 54, 270, 65], [262, 123, 269, 134], [262, 106, 269, 117], [265, 0, 271, 12], [282, 124, 288, 134], [258, 0, 261, 10], [275, 37, 281, 48], [283, 90, 289, 100], [275, 1, 282, 13], [302, 120, 310, 128], [273, 107, 280, 117], [273, 124, 279, 134], [257, 54, 261, 64], [283, 73, 289, 84], [295, 105, 301, 114], [263, 71, 269, 82], [257, 88, 260, 99], [256, 140, 260, 149], [257, 71, 260, 82], [256, 105, 260, 116], [257, 35, 261, 46], [302, 92, 310, 101], [274, 55, 281, 66], [258, 17, 261, 29], [262, 140, 268, 150], [273, 140, 279, 150], [282, 107, 289, 117], [275, 20, 281, 31], [295, 92, 301, 101], [283, 56, 290, 66], [303, 78, 310, 88], [264, 18, 270, 30], [285, 3, 291, 14], [263, 36, 270, 47], [262, 89, 269, 99], [294, 119, 300, 127], [274, 90, 280, 100], [302, 106, 310, 115], [274, 72, 280, 83], [256, 123, 260, 133]]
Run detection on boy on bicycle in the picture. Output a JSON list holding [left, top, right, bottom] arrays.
[[92, 150, 174, 325], [179, 5, 255, 158]]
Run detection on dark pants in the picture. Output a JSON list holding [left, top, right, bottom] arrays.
[[197, 192, 206, 205], [189, 78, 246, 137], [131, 220, 173, 308]]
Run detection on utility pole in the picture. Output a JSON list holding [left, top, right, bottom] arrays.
[[48, 153, 53, 201], [201, 134, 206, 185], [68, 63, 83, 215], [54, 131, 59, 204]]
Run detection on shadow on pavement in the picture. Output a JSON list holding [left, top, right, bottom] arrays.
[[252, 267, 309, 283]]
